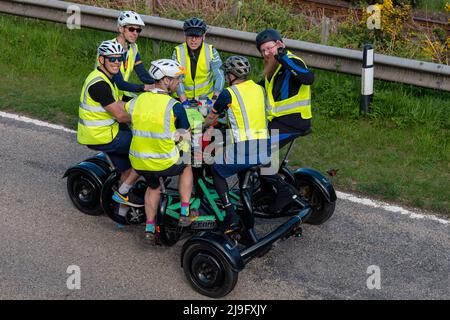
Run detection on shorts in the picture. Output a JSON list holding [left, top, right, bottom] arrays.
[[269, 114, 311, 149], [87, 129, 132, 173], [137, 163, 187, 189], [212, 139, 271, 179]]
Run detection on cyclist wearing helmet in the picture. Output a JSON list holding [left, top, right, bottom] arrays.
[[124, 59, 195, 243], [107, 11, 154, 101], [172, 17, 224, 106], [78, 40, 143, 212], [256, 28, 314, 148], [203, 55, 270, 232]]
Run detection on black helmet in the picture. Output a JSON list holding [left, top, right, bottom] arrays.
[[183, 17, 207, 36], [255, 29, 283, 50], [221, 55, 251, 79]]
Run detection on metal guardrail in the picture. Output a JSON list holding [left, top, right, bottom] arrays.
[[1, 0, 449, 91]]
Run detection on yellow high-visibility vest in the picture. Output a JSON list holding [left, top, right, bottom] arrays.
[[77, 69, 119, 145], [175, 42, 214, 99], [226, 80, 268, 143], [265, 51, 312, 122], [126, 92, 180, 171]]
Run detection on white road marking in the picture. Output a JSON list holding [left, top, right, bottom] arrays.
[[337, 191, 449, 225], [0, 111, 76, 133], [1, 111, 449, 225]]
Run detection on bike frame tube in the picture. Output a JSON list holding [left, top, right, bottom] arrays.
[[240, 208, 310, 264], [198, 179, 225, 222]]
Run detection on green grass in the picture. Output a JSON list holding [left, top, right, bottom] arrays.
[[0, 14, 449, 214], [414, 0, 448, 12]]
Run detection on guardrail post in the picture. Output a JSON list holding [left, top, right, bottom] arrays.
[[360, 44, 374, 114], [321, 17, 330, 45], [0, 0, 448, 91]]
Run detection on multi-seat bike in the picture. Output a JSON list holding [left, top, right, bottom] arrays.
[[64, 99, 336, 298]]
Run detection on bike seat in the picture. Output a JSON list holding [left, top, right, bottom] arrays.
[[248, 162, 271, 172]]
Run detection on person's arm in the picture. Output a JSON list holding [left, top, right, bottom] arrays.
[[275, 47, 314, 85], [210, 47, 225, 100], [88, 81, 131, 123], [173, 102, 191, 130], [104, 101, 131, 123], [172, 102, 191, 145], [134, 53, 155, 85], [112, 71, 146, 93], [172, 49, 187, 101], [204, 90, 231, 127]]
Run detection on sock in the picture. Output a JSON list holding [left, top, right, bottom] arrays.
[[145, 220, 155, 233], [118, 205, 128, 217], [181, 202, 190, 217], [118, 183, 132, 195]]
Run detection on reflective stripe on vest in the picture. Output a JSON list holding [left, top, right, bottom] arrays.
[[226, 80, 268, 143], [266, 99, 311, 113], [79, 119, 116, 126], [120, 40, 138, 99], [127, 94, 180, 171], [129, 148, 179, 160], [77, 69, 119, 145], [79, 103, 108, 113], [121, 43, 138, 81], [128, 97, 175, 140], [176, 42, 213, 98], [265, 52, 312, 121]]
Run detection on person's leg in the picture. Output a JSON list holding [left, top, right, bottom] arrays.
[[143, 175, 161, 243], [119, 168, 140, 192], [113, 167, 143, 207], [109, 130, 143, 206], [178, 164, 193, 204], [211, 165, 237, 232], [145, 186, 160, 225], [178, 165, 198, 226]]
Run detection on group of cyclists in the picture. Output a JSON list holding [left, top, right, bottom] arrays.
[[77, 11, 315, 244]]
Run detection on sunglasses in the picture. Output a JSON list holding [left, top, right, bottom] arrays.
[[260, 43, 278, 55], [126, 27, 142, 34], [105, 56, 124, 63]]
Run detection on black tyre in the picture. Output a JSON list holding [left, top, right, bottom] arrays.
[[158, 214, 182, 246], [101, 173, 146, 225], [252, 189, 276, 218], [183, 242, 238, 298], [297, 178, 336, 225], [66, 171, 103, 216]]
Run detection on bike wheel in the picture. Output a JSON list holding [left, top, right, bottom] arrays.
[[158, 214, 182, 246], [66, 171, 103, 216], [183, 242, 239, 298], [297, 178, 336, 225], [252, 189, 276, 218], [101, 173, 146, 225]]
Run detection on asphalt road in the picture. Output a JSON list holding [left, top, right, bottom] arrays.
[[0, 115, 449, 300]]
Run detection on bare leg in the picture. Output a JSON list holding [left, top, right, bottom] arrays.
[[120, 168, 140, 186], [145, 186, 161, 223], [178, 165, 193, 204]]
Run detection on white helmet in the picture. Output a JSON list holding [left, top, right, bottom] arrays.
[[117, 11, 145, 27], [149, 59, 186, 80], [97, 40, 125, 56]]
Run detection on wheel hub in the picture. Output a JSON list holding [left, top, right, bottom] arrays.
[[75, 181, 94, 204], [192, 253, 223, 288]]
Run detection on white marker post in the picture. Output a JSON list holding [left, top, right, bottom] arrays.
[[361, 44, 374, 114]]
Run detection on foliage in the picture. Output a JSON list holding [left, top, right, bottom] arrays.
[[1, 12, 449, 213]]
